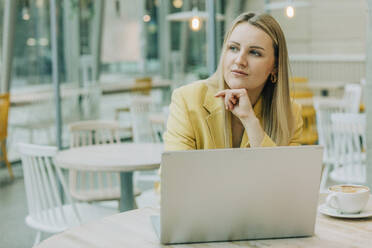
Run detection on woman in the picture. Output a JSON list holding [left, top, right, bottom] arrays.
[[164, 12, 303, 150]]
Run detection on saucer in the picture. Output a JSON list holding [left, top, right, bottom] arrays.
[[318, 203, 372, 218]]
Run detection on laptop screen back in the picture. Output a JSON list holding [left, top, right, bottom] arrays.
[[160, 145, 323, 244]]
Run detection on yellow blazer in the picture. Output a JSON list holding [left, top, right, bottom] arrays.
[[164, 81, 303, 150]]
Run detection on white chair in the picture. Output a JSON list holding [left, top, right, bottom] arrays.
[[342, 83, 362, 113], [130, 96, 156, 143], [149, 107, 169, 143], [114, 106, 134, 141], [69, 120, 140, 203], [314, 98, 345, 191], [330, 113, 366, 184], [130, 96, 161, 187], [18, 143, 117, 245]]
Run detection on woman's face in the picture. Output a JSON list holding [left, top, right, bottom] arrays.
[[223, 22, 276, 94]]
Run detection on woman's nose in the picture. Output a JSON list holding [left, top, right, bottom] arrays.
[[235, 52, 247, 67]]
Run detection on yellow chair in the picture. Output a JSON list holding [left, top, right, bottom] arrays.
[[290, 88, 318, 145], [289, 77, 318, 144], [134, 77, 152, 95], [0, 93, 14, 179], [300, 106, 318, 145], [290, 77, 309, 83]]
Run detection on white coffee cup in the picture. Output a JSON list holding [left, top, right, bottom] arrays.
[[326, 184, 370, 214]]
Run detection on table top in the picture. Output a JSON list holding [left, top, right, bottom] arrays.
[[36, 194, 372, 247], [100, 79, 171, 94], [307, 81, 347, 90], [10, 79, 172, 106], [55, 143, 163, 172], [149, 113, 167, 125], [294, 96, 345, 107], [10, 86, 90, 106]]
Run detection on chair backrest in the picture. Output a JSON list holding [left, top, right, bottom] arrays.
[[130, 96, 155, 143], [342, 83, 362, 113], [0, 93, 10, 141], [134, 77, 152, 95], [69, 120, 120, 147], [313, 98, 345, 162], [331, 113, 366, 183], [68, 120, 121, 202], [18, 143, 81, 230]]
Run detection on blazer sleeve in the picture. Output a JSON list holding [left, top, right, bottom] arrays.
[[163, 88, 196, 151], [259, 103, 303, 147]]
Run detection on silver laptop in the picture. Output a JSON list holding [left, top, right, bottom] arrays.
[[152, 145, 323, 244]]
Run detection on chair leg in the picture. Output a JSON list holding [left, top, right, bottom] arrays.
[[33, 231, 42, 246], [1, 142, 14, 179]]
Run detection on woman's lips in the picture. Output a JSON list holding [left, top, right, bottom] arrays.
[[231, 70, 248, 77]]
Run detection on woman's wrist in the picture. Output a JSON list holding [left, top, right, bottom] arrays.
[[239, 110, 257, 125], [241, 115, 265, 147], [241, 115, 259, 129]]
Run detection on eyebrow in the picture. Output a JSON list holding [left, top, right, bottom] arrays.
[[228, 41, 265, 51]]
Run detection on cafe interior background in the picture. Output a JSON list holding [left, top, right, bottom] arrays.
[[1, 0, 372, 246]]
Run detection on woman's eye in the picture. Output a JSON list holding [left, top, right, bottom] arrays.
[[250, 50, 261, 57], [228, 46, 238, 52]]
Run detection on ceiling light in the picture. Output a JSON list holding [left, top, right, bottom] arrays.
[[143, 14, 151, 22], [190, 16, 201, 31], [173, 0, 183, 9], [27, 38, 36, 46], [286, 5, 294, 18]]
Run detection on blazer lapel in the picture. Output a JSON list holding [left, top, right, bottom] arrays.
[[203, 86, 225, 148]]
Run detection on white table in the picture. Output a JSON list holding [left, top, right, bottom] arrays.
[[308, 81, 346, 96], [10, 85, 91, 106], [294, 96, 345, 107], [100, 79, 172, 94], [35, 194, 372, 248], [55, 143, 163, 212]]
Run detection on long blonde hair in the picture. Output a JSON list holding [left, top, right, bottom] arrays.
[[208, 12, 294, 146]]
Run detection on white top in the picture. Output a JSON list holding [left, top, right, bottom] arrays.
[[55, 143, 163, 172]]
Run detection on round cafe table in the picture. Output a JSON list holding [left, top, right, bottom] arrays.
[[35, 194, 372, 248], [55, 143, 163, 212]]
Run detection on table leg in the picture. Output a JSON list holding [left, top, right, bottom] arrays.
[[119, 171, 135, 212]]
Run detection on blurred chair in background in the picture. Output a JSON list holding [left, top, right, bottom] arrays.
[[9, 99, 55, 145], [18, 143, 116, 245], [290, 76, 309, 84], [130, 96, 161, 190], [134, 77, 152, 95], [342, 83, 362, 113], [130, 95, 157, 143], [114, 106, 134, 142], [0, 93, 14, 179], [314, 98, 345, 191], [149, 106, 169, 143], [330, 113, 366, 184], [68, 120, 139, 205], [290, 77, 318, 145]]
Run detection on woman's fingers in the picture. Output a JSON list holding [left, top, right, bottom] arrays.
[[214, 91, 226, 97], [215, 89, 247, 110], [224, 94, 231, 110], [231, 96, 237, 104], [215, 89, 246, 98]]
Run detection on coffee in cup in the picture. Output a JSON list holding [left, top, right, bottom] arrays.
[[326, 184, 370, 214]]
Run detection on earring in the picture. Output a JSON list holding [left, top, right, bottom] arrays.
[[270, 73, 277, 83]]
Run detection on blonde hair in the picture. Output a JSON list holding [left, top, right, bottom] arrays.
[[207, 12, 294, 146]]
